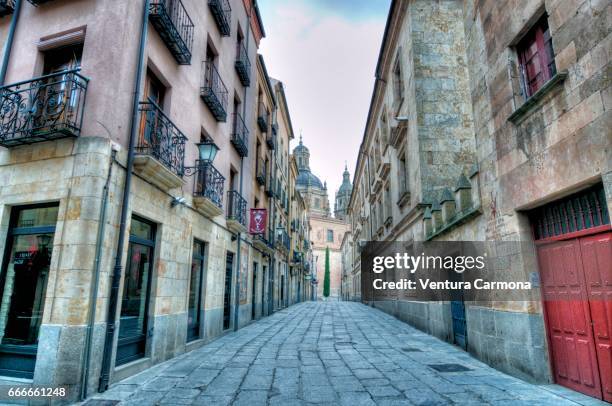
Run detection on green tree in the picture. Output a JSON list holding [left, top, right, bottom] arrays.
[[323, 247, 330, 297]]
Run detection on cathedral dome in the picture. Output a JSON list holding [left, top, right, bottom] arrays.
[[296, 169, 323, 189]]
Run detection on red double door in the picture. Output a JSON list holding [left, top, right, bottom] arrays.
[[537, 231, 612, 402]]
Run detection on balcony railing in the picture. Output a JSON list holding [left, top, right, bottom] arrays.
[[257, 102, 268, 132], [0, 69, 88, 148], [235, 42, 251, 87], [201, 61, 228, 122], [277, 229, 290, 251], [256, 158, 266, 186], [0, 0, 15, 17], [265, 176, 274, 197], [136, 100, 187, 177], [227, 190, 247, 226], [149, 0, 194, 65], [293, 251, 303, 263], [230, 112, 248, 157], [194, 161, 225, 209], [266, 133, 275, 150], [208, 0, 231, 36]]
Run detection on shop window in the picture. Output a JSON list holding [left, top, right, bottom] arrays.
[[116, 216, 156, 366], [0, 204, 59, 378]]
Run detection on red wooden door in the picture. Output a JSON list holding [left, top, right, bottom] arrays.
[[580, 232, 612, 402], [538, 239, 603, 399]]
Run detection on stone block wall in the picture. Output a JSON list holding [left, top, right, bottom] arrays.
[[0, 135, 281, 400]]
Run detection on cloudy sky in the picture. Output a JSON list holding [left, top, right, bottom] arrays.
[[258, 0, 390, 203]]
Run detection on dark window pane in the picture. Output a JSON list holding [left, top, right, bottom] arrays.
[[119, 243, 151, 338], [1, 233, 53, 345], [130, 217, 154, 241], [16, 206, 59, 228]]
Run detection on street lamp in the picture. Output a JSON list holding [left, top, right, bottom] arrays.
[[183, 141, 220, 177], [196, 141, 219, 163], [37, 234, 52, 249]]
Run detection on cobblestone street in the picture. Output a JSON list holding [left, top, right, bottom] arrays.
[[87, 302, 607, 405]]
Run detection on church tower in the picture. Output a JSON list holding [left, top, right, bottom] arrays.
[[334, 163, 352, 221], [293, 135, 330, 217]]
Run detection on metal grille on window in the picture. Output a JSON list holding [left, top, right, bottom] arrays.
[[530, 183, 609, 240]]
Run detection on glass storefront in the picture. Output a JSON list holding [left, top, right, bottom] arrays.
[[0, 204, 59, 378], [116, 216, 155, 366], [187, 240, 205, 342]]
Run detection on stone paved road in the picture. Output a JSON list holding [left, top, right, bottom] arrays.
[[86, 302, 607, 405]]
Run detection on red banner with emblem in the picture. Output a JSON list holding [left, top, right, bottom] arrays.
[[249, 208, 267, 235]]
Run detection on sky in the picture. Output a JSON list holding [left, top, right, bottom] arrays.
[[258, 0, 390, 204]]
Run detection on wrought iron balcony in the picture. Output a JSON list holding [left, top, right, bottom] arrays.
[[266, 133, 275, 150], [293, 251, 303, 264], [227, 190, 247, 229], [253, 233, 273, 253], [208, 0, 231, 36], [193, 160, 225, 217], [277, 228, 290, 251], [201, 61, 228, 122], [149, 0, 194, 65], [0, 0, 15, 17], [265, 177, 274, 197], [230, 112, 248, 157], [256, 157, 266, 186], [257, 102, 268, 132], [135, 101, 187, 177], [0, 69, 88, 148], [235, 42, 251, 87]]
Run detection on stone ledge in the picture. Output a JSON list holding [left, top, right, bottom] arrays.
[[193, 196, 223, 219], [133, 155, 185, 192], [507, 72, 568, 125], [227, 219, 247, 234]]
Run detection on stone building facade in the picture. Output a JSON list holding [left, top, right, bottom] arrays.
[[348, 0, 611, 402], [0, 0, 311, 401], [310, 216, 350, 300]]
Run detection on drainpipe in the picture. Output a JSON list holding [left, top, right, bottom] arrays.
[[98, 0, 150, 392], [232, 0, 254, 332], [0, 0, 22, 86], [80, 149, 115, 400]]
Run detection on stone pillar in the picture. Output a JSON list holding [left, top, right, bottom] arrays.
[[423, 206, 433, 238], [440, 188, 456, 223], [455, 173, 472, 212], [431, 200, 443, 231]]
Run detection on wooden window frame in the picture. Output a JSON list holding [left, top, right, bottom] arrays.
[[517, 15, 556, 98]]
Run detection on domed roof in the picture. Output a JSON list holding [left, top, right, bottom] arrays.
[[338, 181, 352, 194], [293, 135, 308, 155], [296, 169, 323, 189]]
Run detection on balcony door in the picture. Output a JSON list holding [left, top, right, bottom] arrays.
[[35, 44, 83, 134], [139, 70, 167, 151], [116, 216, 155, 366], [0, 204, 59, 379]]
